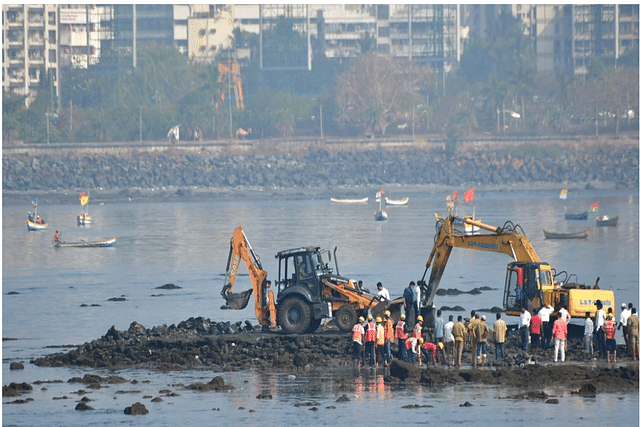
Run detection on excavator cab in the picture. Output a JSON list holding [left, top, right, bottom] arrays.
[[503, 261, 550, 315]]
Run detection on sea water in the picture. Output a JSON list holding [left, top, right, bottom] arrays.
[[3, 186, 639, 425]]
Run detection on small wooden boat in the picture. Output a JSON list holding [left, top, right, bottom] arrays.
[[330, 197, 369, 203], [385, 196, 409, 206], [543, 229, 589, 239], [27, 197, 48, 231], [27, 218, 47, 231], [564, 211, 589, 220], [53, 237, 116, 248], [596, 215, 618, 227], [77, 212, 93, 226]]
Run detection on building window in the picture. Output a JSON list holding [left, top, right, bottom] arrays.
[[48, 12, 55, 25], [378, 27, 389, 37], [49, 30, 56, 44], [49, 49, 56, 63]]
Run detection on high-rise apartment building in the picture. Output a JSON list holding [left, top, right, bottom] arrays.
[[2, 4, 59, 105]]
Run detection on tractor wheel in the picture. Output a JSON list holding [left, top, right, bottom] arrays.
[[306, 318, 322, 334], [335, 304, 357, 333], [277, 297, 311, 334]]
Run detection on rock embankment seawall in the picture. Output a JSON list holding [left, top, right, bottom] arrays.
[[3, 140, 638, 192]]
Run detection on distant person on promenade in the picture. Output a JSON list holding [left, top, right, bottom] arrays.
[[583, 312, 594, 360], [493, 313, 507, 362]]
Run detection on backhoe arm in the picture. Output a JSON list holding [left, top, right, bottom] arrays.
[[421, 214, 540, 307], [221, 226, 275, 327]]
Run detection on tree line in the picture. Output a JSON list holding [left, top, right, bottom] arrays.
[[3, 12, 638, 145]]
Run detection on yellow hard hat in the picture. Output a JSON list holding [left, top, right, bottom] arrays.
[[438, 342, 444, 350], [418, 337, 424, 344], [367, 314, 373, 320], [417, 315, 423, 322], [400, 313, 406, 320], [376, 317, 382, 323], [384, 310, 391, 317], [358, 316, 365, 323]]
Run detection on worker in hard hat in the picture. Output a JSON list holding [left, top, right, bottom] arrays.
[[383, 310, 395, 366], [364, 314, 377, 367], [420, 340, 439, 367], [395, 313, 409, 362], [375, 316, 385, 367], [352, 316, 366, 369], [414, 315, 424, 339]]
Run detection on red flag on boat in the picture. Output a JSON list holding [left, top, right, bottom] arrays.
[[452, 191, 458, 201], [464, 188, 475, 202], [590, 202, 600, 208]]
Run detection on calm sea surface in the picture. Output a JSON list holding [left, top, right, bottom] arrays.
[[3, 186, 638, 425]]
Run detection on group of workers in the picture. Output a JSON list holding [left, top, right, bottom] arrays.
[[352, 310, 445, 369]]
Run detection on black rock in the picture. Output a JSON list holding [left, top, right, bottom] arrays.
[[10, 362, 24, 370], [124, 402, 149, 415], [75, 402, 94, 411]]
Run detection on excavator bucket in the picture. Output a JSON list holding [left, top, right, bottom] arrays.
[[222, 288, 253, 310], [371, 297, 404, 324]]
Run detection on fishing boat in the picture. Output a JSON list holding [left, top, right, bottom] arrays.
[[330, 197, 369, 203], [596, 215, 618, 227], [53, 237, 116, 248], [564, 211, 589, 220], [385, 196, 409, 206], [77, 191, 93, 226], [27, 197, 48, 231], [374, 190, 388, 221], [543, 229, 589, 239]]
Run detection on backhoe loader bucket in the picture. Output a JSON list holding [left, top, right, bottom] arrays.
[[371, 297, 404, 324], [221, 288, 253, 310]]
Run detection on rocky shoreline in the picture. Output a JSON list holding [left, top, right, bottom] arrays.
[[3, 139, 638, 200], [29, 317, 639, 394]]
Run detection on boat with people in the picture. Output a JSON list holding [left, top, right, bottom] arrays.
[[330, 197, 369, 203], [27, 197, 47, 231], [374, 190, 388, 221], [53, 237, 116, 248], [596, 215, 618, 227], [543, 229, 589, 239], [77, 191, 93, 225], [385, 196, 409, 206]]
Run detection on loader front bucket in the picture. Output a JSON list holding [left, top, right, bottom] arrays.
[[221, 288, 253, 310], [371, 297, 404, 324]]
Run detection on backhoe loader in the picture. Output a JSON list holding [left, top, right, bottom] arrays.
[[418, 214, 615, 326], [221, 226, 403, 334]]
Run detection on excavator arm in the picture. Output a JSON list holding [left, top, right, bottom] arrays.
[[221, 226, 275, 327], [421, 214, 541, 307]]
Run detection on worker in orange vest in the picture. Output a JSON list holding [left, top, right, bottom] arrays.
[[375, 317, 385, 367], [395, 313, 409, 362], [421, 341, 441, 367], [414, 315, 424, 339], [406, 336, 422, 364], [383, 310, 394, 366], [364, 315, 377, 367], [352, 316, 365, 369]]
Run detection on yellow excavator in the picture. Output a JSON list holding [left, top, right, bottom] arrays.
[[418, 214, 615, 325], [221, 226, 403, 334]]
